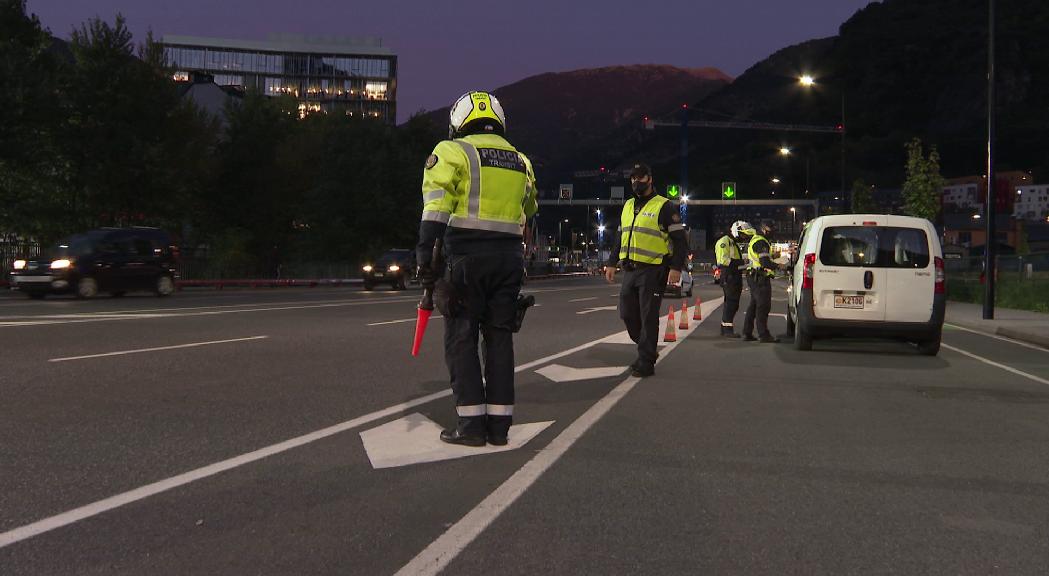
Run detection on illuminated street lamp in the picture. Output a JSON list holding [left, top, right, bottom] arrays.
[[771, 177, 781, 184], [779, 147, 791, 156], [798, 73, 847, 205]]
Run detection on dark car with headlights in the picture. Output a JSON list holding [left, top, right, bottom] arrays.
[[361, 249, 416, 291], [9, 228, 178, 299]]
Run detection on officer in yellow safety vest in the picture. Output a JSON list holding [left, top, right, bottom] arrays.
[[604, 163, 689, 377], [416, 90, 538, 447], [714, 221, 749, 337], [740, 222, 782, 343]]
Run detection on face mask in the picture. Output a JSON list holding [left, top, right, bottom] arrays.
[[632, 181, 649, 195]]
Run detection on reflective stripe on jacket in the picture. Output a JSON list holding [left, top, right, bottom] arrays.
[[420, 133, 537, 236]]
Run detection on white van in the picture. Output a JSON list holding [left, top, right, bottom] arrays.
[[786, 215, 946, 355]]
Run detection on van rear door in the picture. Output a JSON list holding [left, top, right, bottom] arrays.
[[883, 217, 936, 323], [813, 220, 887, 322]]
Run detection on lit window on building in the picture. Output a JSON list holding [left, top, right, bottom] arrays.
[[366, 81, 388, 99], [172, 71, 190, 82]]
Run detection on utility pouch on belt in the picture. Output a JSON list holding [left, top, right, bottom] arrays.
[[511, 294, 535, 333], [433, 278, 461, 318]]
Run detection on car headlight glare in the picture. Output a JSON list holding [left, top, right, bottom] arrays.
[[13, 259, 26, 270], [362, 265, 373, 272], [50, 259, 71, 270], [388, 265, 400, 272]]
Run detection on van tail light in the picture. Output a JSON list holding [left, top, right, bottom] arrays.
[[802, 253, 816, 290], [934, 256, 945, 294]]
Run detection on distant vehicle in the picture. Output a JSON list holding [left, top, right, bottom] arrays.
[[361, 249, 416, 290], [786, 215, 945, 355], [9, 228, 178, 299]]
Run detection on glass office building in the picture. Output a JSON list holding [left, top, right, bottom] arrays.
[[161, 34, 397, 122]]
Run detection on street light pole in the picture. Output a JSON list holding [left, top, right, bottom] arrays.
[[984, 0, 997, 319]]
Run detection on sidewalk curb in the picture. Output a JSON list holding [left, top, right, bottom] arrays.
[[995, 328, 1049, 350], [947, 320, 1049, 351]]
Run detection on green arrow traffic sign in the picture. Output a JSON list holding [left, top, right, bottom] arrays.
[[721, 181, 737, 200]]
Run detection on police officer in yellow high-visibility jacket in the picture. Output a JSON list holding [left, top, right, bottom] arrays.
[[740, 223, 782, 343], [604, 163, 689, 378], [714, 221, 748, 338], [416, 91, 538, 447]]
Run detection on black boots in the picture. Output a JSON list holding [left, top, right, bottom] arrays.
[[439, 428, 486, 447]]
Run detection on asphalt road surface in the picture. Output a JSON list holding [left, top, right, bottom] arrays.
[[1, 278, 1047, 575]]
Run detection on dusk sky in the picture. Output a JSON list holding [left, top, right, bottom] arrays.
[[27, 0, 875, 123]]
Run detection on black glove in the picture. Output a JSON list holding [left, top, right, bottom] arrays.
[[416, 263, 436, 289]]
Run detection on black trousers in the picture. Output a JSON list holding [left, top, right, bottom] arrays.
[[444, 251, 524, 437], [743, 273, 773, 337], [721, 273, 743, 328], [618, 264, 668, 368]]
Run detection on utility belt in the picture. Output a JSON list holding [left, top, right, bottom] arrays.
[[747, 268, 775, 278], [619, 259, 665, 272]]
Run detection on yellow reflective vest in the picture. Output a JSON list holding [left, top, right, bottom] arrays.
[[420, 133, 537, 236], [618, 195, 672, 265], [747, 233, 776, 277], [715, 234, 742, 267]]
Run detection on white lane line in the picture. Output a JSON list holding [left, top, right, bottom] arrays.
[[0, 306, 656, 549], [394, 298, 722, 576], [941, 343, 1049, 387], [368, 316, 443, 327], [0, 389, 451, 550], [48, 336, 269, 363], [945, 323, 1049, 354], [568, 297, 598, 303], [0, 297, 423, 328]]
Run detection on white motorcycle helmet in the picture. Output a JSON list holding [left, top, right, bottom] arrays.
[[731, 220, 755, 239], [448, 91, 506, 138]]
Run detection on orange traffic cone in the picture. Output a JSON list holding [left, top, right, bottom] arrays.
[[664, 305, 677, 342], [692, 295, 703, 321], [678, 301, 689, 330]]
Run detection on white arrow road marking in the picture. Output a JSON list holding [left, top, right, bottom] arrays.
[[394, 296, 725, 576], [577, 305, 618, 315], [535, 364, 628, 383], [569, 296, 598, 303], [360, 413, 554, 469]]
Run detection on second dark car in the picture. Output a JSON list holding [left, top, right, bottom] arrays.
[[361, 249, 416, 290]]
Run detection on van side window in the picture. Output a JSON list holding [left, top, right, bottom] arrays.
[[891, 229, 930, 268], [820, 228, 878, 266]]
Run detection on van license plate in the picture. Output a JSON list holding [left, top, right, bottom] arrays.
[[834, 295, 864, 309]]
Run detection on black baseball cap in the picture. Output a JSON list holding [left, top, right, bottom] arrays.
[[630, 163, 652, 179]]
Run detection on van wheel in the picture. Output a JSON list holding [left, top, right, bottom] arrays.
[[785, 310, 796, 337], [154, 275, 175, 297], [76, 277, 98, 299], [917, 334, 941, 356], [794, 328, 813, 351]]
